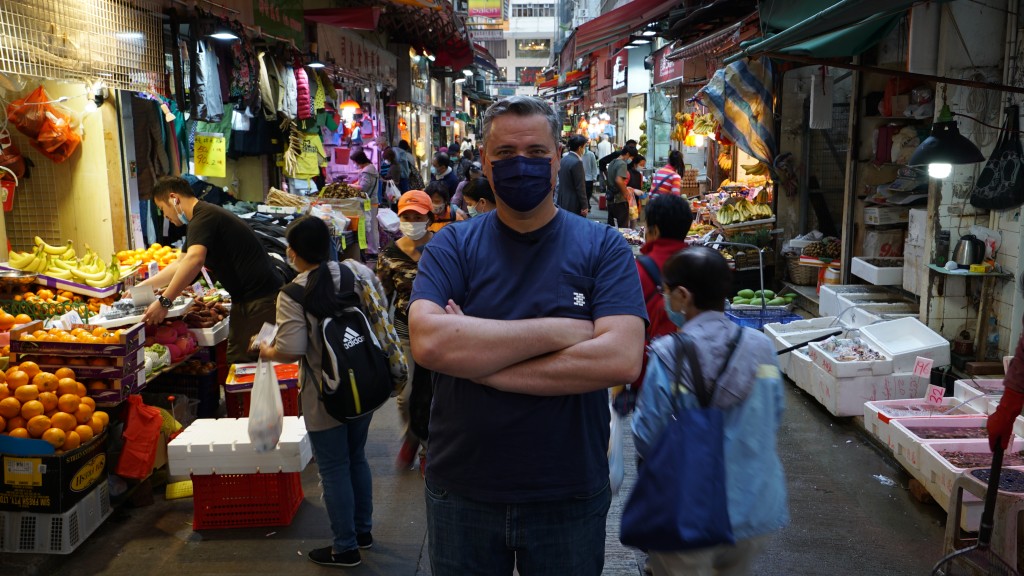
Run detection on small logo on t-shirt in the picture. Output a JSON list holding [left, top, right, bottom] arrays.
[[343, 327, 365, 349], [573, 292, 586, 307]]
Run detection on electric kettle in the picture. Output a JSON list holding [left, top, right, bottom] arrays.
[[952, 234, 986, 266]]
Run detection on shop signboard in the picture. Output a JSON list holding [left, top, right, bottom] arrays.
[[194, 133, 227, 178], [627, 46, 652, 95], [253, 0, 304, 45], [611, 52, 627, 95], [653, 45, 684, 86], [320, 27, 398, 88], [469, 0, 502, 19], [519, 67, 544, 85]]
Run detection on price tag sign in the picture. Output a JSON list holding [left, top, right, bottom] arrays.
[[61, 310, 84, 328], [201, 268, 214, 289], [341, 234, 347, 251], [364, 198, 372, 212], [130, 286, 156, 307], [913, 356, 934, 379], [194, 132, 227, 177], [357, 217, 368, 250], [924, 384, 946, 406], [192, 282, 206, 300], [99, 304, 113, 317], [147, 261, 159, 279]]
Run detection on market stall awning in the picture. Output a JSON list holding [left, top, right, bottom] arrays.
[[473, 43, 500, 75], [574, 0, 680, 59], [723, 0, 951, 63], [304, 7, 381, 30], [667, 12, 757, 61]]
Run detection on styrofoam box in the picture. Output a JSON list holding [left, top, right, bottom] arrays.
[[0, 481, 111, 554], [919, 438, 1024, 531], [806, 363, 915, 417], [851, 257, 904, 286], [907, 208, 927, 248], [819, 285, 887, 317], [891, 416, 990, 473], [860, 317, 951, 373], [168, 416, 312, 476], [763, 317, 844, 375], [807, 340, 893, 378], [863, 397, 983, 454], [953, 378, 1005, 402], [903, 243, 926, 296], [787, 349, 814, 393], [846, 303, 918, 328], [189, 317, 229, 347]]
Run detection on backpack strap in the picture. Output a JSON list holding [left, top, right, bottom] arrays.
[[281, 281, 305, 305], [637, 255, 661, 304], [672, 328, 744, 409]]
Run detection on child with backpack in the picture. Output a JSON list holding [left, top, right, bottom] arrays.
[[259, 216, 407, 568]]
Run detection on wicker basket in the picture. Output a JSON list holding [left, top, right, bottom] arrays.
[[787, 254, 818, 286]]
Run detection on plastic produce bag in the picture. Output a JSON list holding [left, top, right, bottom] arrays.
[[115, 395, 165, 480], [609, 403, 625, 495], [6, 85, 81, 163], [6, 86, 50, 138], [0, 128, 26, 179], [383, 179, 402, 204], [377, 207, 400, 233], [248, 358, 284, 453]]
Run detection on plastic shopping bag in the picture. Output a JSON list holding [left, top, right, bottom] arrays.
[[377, 207, 400, 233], [248, 359, 284, 453], [383, 179, 402, 204], [115, 395, 165, 479], [609, 404, 625, 495]]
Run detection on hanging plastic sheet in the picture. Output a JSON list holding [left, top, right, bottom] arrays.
[[697, 58, 777, 166]]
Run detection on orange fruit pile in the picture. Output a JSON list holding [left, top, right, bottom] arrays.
[[116, 243, 180, 270], [0, 308, 33, 331], [0, 363, 108, 452], [18, 326, 123, 344]]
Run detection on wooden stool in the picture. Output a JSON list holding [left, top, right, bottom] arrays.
[[943, 468, 1024, 573]]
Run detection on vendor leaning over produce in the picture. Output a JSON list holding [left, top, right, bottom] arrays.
[[988, 312, 1024, 451], [139, 176, 283, 363]]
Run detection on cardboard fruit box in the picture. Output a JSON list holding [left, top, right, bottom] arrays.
[[0, 430, 109, 513], [10, 347, 146, 379], [10, 321, 144, 357]]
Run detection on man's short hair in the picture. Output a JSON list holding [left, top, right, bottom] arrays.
[[425, 180, 451, 203], [567, 135, 588, 151], [621, 146, 639, 158], [435, 152, 451, 168], [645, 194, 693, 241], [152, 176, 195, 202], [481, 96, 560, 148], [625, 139, 637, 147]]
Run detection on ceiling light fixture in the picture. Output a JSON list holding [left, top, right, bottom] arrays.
[[209, 22, 239, 41], [463, 68, 474, 77], [455, 78, 466, 84], [908, 87, 984, 179]]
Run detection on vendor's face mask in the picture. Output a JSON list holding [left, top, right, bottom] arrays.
[[664, 287, 687, 329], [172, 197, 189, 225]]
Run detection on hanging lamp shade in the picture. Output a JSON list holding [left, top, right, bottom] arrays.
[[908, 105, 985, 173], [340, 100, 360, 110]]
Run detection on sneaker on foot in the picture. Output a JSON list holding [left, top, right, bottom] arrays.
[[356, 533, 373, 549], [396, 439, 417, 470], [308, 546, 361, 567]]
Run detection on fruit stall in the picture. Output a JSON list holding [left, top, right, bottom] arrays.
[[0, 240, 236, 554]]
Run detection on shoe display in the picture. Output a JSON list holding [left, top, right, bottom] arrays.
[[356, 532, 373, 549], [308, 546, 361, 567]]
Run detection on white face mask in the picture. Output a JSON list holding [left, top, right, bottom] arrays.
[[467, 204, 478, 217], [400, 221, 429, 241], [432, 202, 446, 215]]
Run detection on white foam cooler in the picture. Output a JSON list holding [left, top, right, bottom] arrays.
[[863, 397, 982, 454], [890, 416, 991, 473], [763, 317, 845, 375], [859, 317, 950, 373], [807, 364, 916, 417], [168, 416, 312, 476]]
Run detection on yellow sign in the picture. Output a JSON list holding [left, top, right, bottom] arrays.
[[194, 132, 226, 178], [4, 457, 42, 487], [71, 454, 106, 492]]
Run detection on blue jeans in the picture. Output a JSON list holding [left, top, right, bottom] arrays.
[[308, 418, 374, 553], [425, 479, 611, 576]]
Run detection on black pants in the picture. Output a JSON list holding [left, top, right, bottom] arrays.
[[607, 201, 629, 228], [585, 180, 595, 205]]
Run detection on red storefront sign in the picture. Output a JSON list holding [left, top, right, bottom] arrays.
[[653, 45, 684, 86]]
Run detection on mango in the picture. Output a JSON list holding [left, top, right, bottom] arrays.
[[767, 297, 787, 306], [737, 289, 755, 299], [762, 290, 776, 300]]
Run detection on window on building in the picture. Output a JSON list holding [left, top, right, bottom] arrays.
[[510, 3, 555, 18], [515, 39, 550, 59], [516, 66, 543, 85], [482, 40, 508, 59]]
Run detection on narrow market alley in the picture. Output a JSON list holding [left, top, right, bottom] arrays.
[[2, 379, 948, 576]]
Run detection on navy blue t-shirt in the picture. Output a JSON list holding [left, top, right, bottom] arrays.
[[411, 209, 647, 502]]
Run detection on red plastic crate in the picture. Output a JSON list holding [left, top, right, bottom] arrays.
[[191, 472, 303, 530], [225, 387, 299, 418]]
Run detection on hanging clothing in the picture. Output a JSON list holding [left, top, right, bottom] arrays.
[[294, 66, 312, 121], [280, 64, 297, 119], [195, 39, 224, 121], [257, 51, 280, 121], [131, 97, 169, 201]]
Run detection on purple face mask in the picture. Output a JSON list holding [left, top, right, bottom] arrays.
[[490, 156, 552, 212]]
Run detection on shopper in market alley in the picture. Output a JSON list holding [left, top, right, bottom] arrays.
[[457, 149, 475, 182], [452, 161, 483, 210], [557, 135, 589, 218], [259, 216, 396, 568], [462, 176, 496, 217], [632, 246, 788, 576], [650, 150, 685, 196], [606, 145, 637, 228], [426, 181, 464, 232], [599, 137, 638, 176], [409, 95, 647, 576], [141, 176, 281, 363], [432, 152, 460, 195], [378, 190, 438, 474], [583, 140, 600, 208], [396, 140, 415, 192], [987, 296, 1024, 450]]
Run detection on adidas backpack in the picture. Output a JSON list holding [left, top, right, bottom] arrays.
[[282, 264, 392, 422]]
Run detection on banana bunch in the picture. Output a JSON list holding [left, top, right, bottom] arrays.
[[7, 238, 121, 288], [716, 199, 773, 225], [692, 113, 717, 135], [741, 162, 769, 176]]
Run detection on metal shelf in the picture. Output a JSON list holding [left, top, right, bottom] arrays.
[[927, 264, 1013, 279]]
